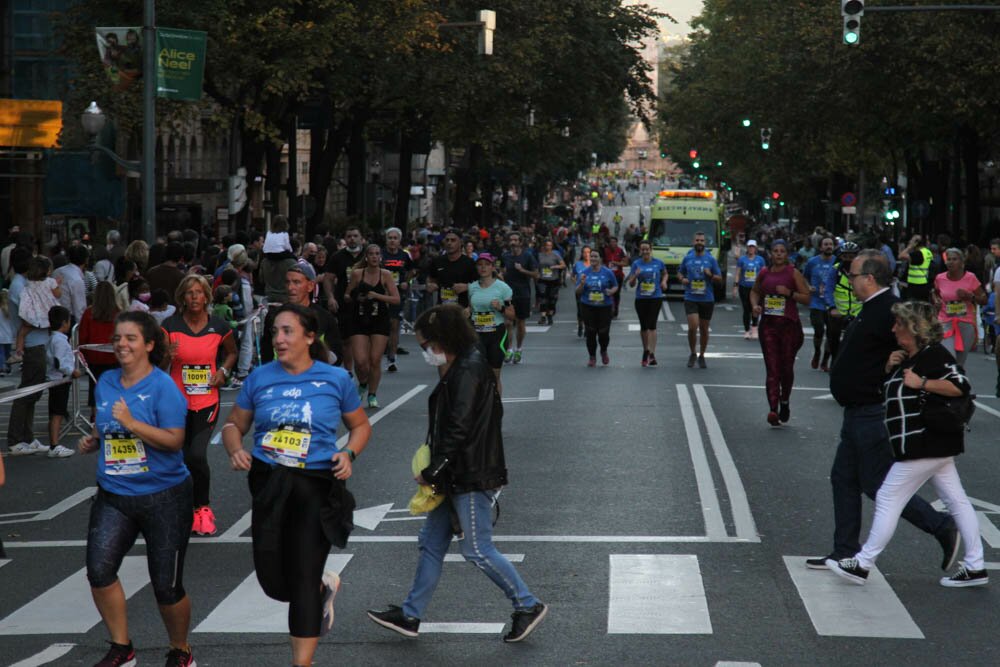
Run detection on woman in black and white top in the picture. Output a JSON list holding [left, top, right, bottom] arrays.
[[828, 300, 987, 588]]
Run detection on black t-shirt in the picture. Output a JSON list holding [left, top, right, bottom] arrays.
[[431, 254, 477, 307], [329, 248, 363, 303], [501, 250, 538, 298], [381, 248, 413, 285]]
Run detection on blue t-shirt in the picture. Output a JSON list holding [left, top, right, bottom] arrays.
[[95, 367, 189, 496], [678, 251, 721, 303], [577, 266, 618, 307], [237, 361, 362, 470], [737, 255, 766, 288], [628, 258, 667, 299], [573, 260, 589, 279], [803, 254, 837, 310]]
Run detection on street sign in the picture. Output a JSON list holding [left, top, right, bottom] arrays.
[[841, 206, 857, 215], [840, 192, 857, 207]]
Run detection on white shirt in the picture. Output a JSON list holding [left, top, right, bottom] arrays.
[[53, 263, 87, 323]]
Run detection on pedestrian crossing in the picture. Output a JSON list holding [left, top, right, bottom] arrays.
[[0, 552, 937, 640]]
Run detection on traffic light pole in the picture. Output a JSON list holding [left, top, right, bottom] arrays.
[[142, 0, 156, 242], [863, 4, 1000, 11]]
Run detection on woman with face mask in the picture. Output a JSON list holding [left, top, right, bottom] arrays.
[[367, 304, 548, 644]]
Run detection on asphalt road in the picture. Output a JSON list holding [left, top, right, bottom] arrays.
[[4, 246, 1000, 665]]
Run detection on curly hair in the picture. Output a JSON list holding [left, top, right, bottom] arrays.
[[414, 304, 477, 356], [891, 300, 943, 348]]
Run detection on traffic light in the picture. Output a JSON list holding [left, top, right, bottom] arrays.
[[692, 161, 700, 169], [771, 191, 780, 200], [689, 149, 698, 159], [660, 150, 667, 159], [716, 160, 723, 167], [842, 0, 863, 45], [760, 128, 772, 150], [741, 118, 751, 128], [228, 167, 248, 214]]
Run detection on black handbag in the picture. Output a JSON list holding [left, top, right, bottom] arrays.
[[919, 390, 976, 433]]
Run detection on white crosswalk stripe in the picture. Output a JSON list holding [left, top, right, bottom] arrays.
[[0, 552, 933, 640]]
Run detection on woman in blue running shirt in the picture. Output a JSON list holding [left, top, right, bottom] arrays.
[[734, 240, 766, 339], [576, 251, 619, 366], [571, 246, 593, 338], [627, 240, 668, 366]]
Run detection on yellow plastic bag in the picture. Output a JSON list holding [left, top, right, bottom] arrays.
[[408, 443, 446, 515]]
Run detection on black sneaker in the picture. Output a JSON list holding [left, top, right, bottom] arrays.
[[940, 565, 989, 588], [95, 641, 136, 667], [805, 555, 834, 570], [577, 324, 584, 338], [937, 525, 962, 571], [826, 557, 869, 585], [387, 362, 398, 373], [396, 347, 409, 355], [687, 353, 697, 368], [778, 402, 790, 423], [648, 354, 658, 367], [698, 354, 707, 369], [502, 602, 548, 643], [367, 604, 420, 638], [164, 646, 195, 666]]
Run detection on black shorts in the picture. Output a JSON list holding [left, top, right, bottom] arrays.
[[512, 296, 531, 321], [683, 300, 715, 321], [635, 299, 661, 331], [48, 381, 71, 418], [338, 309, 357, 338], [477, 325, 508, 369], [355, 312, 392, 337]]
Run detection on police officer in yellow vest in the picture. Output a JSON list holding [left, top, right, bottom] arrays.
[[826, 242, 861, 364], [898, 234, 934, 301]]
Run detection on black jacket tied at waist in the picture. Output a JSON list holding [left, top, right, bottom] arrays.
[[248, 459, 355, 602], [423, 345, 508, 495]]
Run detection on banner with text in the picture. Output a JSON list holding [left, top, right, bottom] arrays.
[[95, 27, 206, 101]]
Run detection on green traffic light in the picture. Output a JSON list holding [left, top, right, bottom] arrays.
[[741, 119, 751, 128], [716, 161, 723, 167], [692, 161, 700, 168], [761, 142, 770, 150], [844, 31, 859, 45]]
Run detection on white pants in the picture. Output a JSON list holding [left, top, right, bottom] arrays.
[[236, 317, 255, 376], [857, 456, 984, 571]]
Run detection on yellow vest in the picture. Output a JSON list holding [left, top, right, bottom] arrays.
[[907, 247, 933, 285], [833, 266, 861, 317]]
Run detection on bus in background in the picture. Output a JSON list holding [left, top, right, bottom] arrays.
[[648, 189, 727, 300]]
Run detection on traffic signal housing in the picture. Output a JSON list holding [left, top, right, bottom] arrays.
[[842, 0, 864, 45]]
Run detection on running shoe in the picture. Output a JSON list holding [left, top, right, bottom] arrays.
[[577, 324, 583, 338], [767, 411, 780, 427], [687, 353, 697, 368], [750, 326, 759, 339], [513, 350, 522, 364], [826, 557, 869, 585], [9, 441, 40, 456], [779, 402, 790, 424], [320, 570, 341, 635], [641, 357, 648, 368], [94, 640, 136, 667], [367, 605, 420, 638], [537, 316, 548, 325], [743, 330, 752, 340], [601, 351, 610, 365], [194, 506, 217, 536], [504, 349, 514, 364], [587, 356, 597, 367], [191, 509, 204, 535], [698, 355, 707, 369], [387, 362, 398, 373], [811, 351, 820, 369], [396, 346, 409, 355], [368, 394, 380, 409], [358, 383, 368, 400], [47, 445, 75, 458], [547, 315, 554, 325], [648, 355, 658, 367], [503, 602, 549, 643], [164, 646, 195, 666]]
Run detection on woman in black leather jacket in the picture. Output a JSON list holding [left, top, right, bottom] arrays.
[[367, 304, 548, 643]]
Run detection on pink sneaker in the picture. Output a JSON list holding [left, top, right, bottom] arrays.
[[196, 506, 217, 536], [191, 509, 203, 535]]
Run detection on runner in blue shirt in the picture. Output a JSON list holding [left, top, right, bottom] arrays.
[[575, 251, 618, 366], [734, 240, 766, 339], [222, 303, 372, 665], [77, 311, 195, 667], [802, 236, 837, 370], [627, 240, 668, 367], [571, 246, 593, 338], [678, 231, 722, 368]]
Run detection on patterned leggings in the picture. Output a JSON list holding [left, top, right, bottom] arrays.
[[759, 316, 804, 410]]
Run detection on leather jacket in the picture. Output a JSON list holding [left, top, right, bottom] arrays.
[[422, 345, 508, 494]]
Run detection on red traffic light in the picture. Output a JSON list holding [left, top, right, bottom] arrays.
[[689, 149, 698, 159], [771, 191, 781, 200]]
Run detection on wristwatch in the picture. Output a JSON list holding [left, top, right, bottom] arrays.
[[221, 366, 231, 379]]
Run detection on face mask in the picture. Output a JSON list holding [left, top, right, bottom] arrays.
[[138, 292, 151, 302], [421, 347, 448, 367]]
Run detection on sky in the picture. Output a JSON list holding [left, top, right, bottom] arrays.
[[649, 0, 704, 39]]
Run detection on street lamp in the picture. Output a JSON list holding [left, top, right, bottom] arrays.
[[81, 102, 142, 173]]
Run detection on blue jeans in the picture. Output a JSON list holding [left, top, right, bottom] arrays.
[[403, 491, 539, 619], [830, 403, 952, 558]]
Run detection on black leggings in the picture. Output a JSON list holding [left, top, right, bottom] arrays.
[[738, 285, 758, 331], [809, 309, 828, 353], [249, 460, 332, 638], [581, 304, 612, 356], [184, 405, 218, 508], [86, 478, 193, 604], [635, 298, 660, 331]]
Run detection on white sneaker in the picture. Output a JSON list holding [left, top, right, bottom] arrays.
[[30, 439, 49, 455], [8, 442, 35, 456], [47, 445, 75, 458]]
